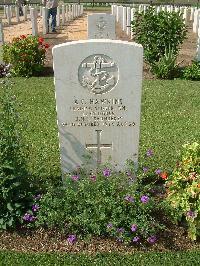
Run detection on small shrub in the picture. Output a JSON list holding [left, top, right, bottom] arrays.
[[0, 78, 33, 229], [151, 47, 180, 79], [3, 35, 49, 77], [165, 142, 200, 240], [131, 7, 187, 67], [182, 61, 200, 80], [34, 157, 166, 245]]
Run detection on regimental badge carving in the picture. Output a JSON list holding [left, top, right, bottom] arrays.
[[78, 54, 119, 95]]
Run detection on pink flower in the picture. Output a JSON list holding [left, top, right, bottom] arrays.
[[71, 175, 79, 181]]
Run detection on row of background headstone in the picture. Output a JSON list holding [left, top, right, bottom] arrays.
[[0, 4, 84, 42], [111, 4, 200, 61]]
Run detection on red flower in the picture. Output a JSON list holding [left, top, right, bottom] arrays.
[[160, 171, 168, 180], [38, 37, 44, 44], [20, 35, 26, 39], [44, 43, 50, 49]]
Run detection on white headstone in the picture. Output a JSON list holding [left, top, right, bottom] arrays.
[[15, 6, 20, 23], [6, 6, 11, 25], [193, 10, 200, 33], [87, 13, 116, 39], [23, 5, 28, 21], [62, 5, 65, 25], [122, 7, 127, 31], [130, 8, 135, 39], [0, 19, 4, 44], [57, 6, 60, 26], [190, 7, 194, 21], [30, 8, 38, 36], [53, 40, 143, 174], [126, 7, 131, 36], [42, 7, 48, 34], [4, 6, 7, 18], [196, 28, 200, 61]]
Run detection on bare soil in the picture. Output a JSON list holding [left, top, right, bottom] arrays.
[[0, 224, 199, 254]]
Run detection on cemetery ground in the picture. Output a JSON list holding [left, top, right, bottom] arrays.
[[0, 8, 200, 266]]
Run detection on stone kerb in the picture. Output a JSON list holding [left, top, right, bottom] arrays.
[[53, 40, 143, 174]]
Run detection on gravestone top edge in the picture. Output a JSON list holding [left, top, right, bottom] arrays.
[[52, 40, 143, 54]]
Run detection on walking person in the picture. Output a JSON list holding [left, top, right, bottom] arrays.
[[43, 0, 58, 33], [15, 0, 23, 16]]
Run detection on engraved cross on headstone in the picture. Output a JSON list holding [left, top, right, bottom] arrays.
[[86, 130, 112, 165]]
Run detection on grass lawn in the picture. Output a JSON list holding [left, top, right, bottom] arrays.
[[1, 250, 200, 266], [3, 77, 199, 184]]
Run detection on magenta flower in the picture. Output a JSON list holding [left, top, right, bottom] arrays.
[[140, 195, 149, 204], [132, 236, 140, 243], [67, 234, 77, 244], [90, 175, 96, 182], [33, 194, 42, 200], [124, 195, 134, 203], [143, 166, 149, 173], [107, 223, 113, 229], [71, 175, 79, 181], [126, 171, 132, 176], [117, 227, 125, 233], [131, 224, 137, 232], [103, 168, 111, 177], [146, 149, 154, 157], [147, 235, 157, 244], [32, 204, 40, 212], [186, 210, 197, 218], [23, 213, 36, 222], [155, 168, 162, 175]]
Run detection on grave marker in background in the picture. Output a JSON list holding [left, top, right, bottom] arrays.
[[87, 13, 116, 39], [53, 40, 143, 174]]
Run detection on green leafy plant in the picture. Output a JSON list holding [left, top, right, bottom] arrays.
[[165, 142, 200, 240], [33, 152, 166, 245], [3, 35, 49, 77], [131, 7, 187, 67], [151, 47, 180, 79], [0, 78, 33, 229], [182, 61, 200, 80]]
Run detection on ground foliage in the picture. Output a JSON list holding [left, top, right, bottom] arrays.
[[0, 79, 34, 230]]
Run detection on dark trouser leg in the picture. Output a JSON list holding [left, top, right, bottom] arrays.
[[47, 9, 51, 32], [51, 7, 57, 31]]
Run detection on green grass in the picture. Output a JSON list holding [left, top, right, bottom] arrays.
[[1, 250, 200, 266], [1, 77, 200, 184]]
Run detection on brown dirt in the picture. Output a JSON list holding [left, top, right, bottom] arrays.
[[0, 225, 199, 254], [2, 11, 197, 79]]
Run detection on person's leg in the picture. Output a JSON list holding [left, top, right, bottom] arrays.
[[19, 6, 23, 16], [47, 8, 51, 33], [51, 7, 57, 32]]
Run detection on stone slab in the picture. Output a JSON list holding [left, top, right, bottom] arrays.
[[87, 13, 116, 39], [53, 40, 143, 174]]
